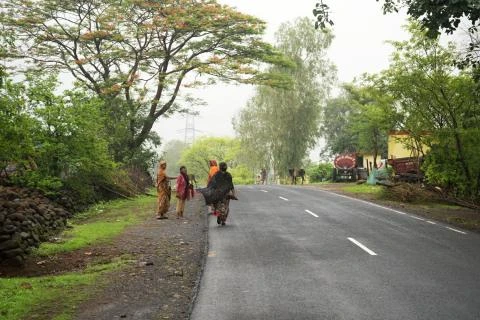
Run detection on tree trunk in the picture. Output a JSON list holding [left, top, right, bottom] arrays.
[[132, 116, 156, 150]]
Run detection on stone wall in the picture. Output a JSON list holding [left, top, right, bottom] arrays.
[[0, 186, 71, 265]]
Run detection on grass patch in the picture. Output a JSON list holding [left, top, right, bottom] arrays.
[[341, 184, 384, 196], [34, 194, 156, 256], [417, 203, 462, 210], [306, 181, 330, 185], [0, 258, 129, 320]]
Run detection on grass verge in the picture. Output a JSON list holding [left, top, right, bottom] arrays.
[[34, 194, 156, 256], [0, 257, 131, 320], [341, 184, 384, 197]]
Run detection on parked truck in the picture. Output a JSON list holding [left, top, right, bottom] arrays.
[[387, 157, 424, 182], [332, 153, 368, 182]]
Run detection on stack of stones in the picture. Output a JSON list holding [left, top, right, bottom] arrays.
[[0, 186, 71, 265]]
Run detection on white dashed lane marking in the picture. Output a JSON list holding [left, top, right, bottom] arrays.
[[279, 196, 289, 201], [305, 210, 319, 218], [348, 238, 378, 256]]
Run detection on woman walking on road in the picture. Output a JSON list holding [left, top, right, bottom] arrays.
[[176, 166, 190, 219], [206, 160, 219, 214], [207, 160, 219, 184], [156, 160, 176, 220], [210, 162, 236, 226]]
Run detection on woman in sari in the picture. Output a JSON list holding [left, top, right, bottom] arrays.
[[176, 166, 191, 219], [207, 160, 219, 185], [206, 160, 219, 214], [156, 160, 176, 219], [210, 162, 236, 226]]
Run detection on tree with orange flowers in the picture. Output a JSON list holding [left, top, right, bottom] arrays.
[[1, 0, 292, 162]]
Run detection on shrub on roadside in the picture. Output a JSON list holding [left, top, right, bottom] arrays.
[[231, 164, 254, 185], [1, 73, 152, 209], [306, 162, 334, 183]]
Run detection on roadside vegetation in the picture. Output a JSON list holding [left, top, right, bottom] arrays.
[[0, 259, 129, 320], [0, 193, 156, 320], [34, 195, 155, 256]]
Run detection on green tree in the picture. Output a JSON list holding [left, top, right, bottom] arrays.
[[322, 82, 397, 168], [179, 137, 242, 185], [234, 17, 335, 177], [1, 0, 292, 162], [0, 71, 127, 203], [349, 82, 398, 168], [0, 77, 38, 178], [321, 86, 360, 156], [379, 0, 479, 37], [383, 23, 480, 197]]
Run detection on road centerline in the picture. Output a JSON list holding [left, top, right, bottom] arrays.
[[305, 209, 319, 218], [348, 238, 378, 256]]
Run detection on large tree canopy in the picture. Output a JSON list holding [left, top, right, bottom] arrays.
[[1, 0, 291, 161], [321, 82, 397, 167], [381, 23, 480, 196], [234, 17, 335, 176]]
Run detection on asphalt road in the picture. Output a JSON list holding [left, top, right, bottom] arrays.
[[191, 185, 480, 320]]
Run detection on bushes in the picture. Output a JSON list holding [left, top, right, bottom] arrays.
[[423, 129, 480, 199], [230, 164, 254, 185], [1, 74, 152, 209], [306, 162, 334, 182]]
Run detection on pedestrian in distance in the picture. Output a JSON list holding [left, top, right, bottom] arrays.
[[175, 166, 191, 219], [207, 160, 219, 185], [156, 160, 176, 220], [261, 168, 267, 185], [188, 173, 197, 198], [207, 160, 219, 213]]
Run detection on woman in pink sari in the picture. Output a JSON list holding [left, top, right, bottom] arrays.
[[175, 166, 190, 219]]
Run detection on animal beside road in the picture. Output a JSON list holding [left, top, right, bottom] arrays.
[[288, 168, 305, 185]]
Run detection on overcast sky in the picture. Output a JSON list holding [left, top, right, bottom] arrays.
[[154, 0, 410, 155]]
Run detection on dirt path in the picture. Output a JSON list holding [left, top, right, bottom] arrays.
[[72, 196, 208, 320]]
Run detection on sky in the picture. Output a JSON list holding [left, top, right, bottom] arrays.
[[154, 0, 410, 156]]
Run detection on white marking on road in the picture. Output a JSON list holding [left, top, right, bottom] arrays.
[[446, 227, 467, 235], [318, 190, 407, 215], [348, 238, 377, 256], [279, 196, 289, 201], [260, 190, 268, 193], [426, 221, 437, 225], [411, 216, 426, 221], [305, 210, 319, 218]]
